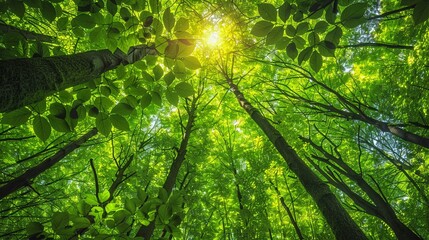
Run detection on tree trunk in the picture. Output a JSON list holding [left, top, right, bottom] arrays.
[[0, 128, 98, 200], [136, 98, 197, 239], [0, 46, 155, 113], [225, 77, 367, 240]]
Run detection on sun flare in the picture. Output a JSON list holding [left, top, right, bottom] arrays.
[[206, 31, 221, 46]]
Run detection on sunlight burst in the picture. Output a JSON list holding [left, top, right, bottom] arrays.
[[206, 31, 220, 46]]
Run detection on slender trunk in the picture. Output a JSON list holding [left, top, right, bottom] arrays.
[[0, 128, 98, 200], [302, 137, 422, 240], [136, 99, 197, 239], [270, 180, 304, 240], [338, 42, 413, 50], [225, 77, 367, 239], [0, 46, 155, 112]]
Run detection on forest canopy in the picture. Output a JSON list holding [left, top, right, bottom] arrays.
[[1, 0, 429, 239]]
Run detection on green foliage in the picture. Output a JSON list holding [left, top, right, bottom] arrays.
[[1, 0, 428, 239], [340, 3, 367, 28], [258, 3, 277, 22], [413, 1, 429, 25]]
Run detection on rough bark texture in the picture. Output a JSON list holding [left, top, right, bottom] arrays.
[[0, 45, 155, 113], [226, 78, 367, 240], [0, 128, 98, 200]]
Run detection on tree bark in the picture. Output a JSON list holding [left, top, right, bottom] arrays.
[[224, 76, 367, 239], [0, 128, 98, 200], [0, 45, 155, 113], [136, 98, 197, 239], [302, 137, 422, 240]]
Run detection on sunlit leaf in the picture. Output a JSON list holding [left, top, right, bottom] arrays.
[[413, 1, 429, 25], [33, 115, 51, 141], [110, 114, 130, 131], [111, 103, 134, 116], [175, 82, 195, 97], [266, 26, 283, 45], [258, 3, 277, 22], [310, 50, 323, 72], [166, 88, 179, 106], [163, 7, 175, 32], [341, 3, 367, 28], [73, 14, 96, 29], [286, 42, 298, 60], [251, 21, 274, 37], [41, 1, 56, 22], [183, 56, 202, 69], [96, 112, 112, 136], [278, 2, 292, 22]]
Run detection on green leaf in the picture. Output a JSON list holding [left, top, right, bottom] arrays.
[[57, 16, 68, 30], [258, 3, 277, 22], [48, 115, 70, 132], [164, 71, 175, 86], [151, 91, 162, 106], [9, 1, 25, 18], [298, 47, 313, 65], [166, 88, 179, 106], [149, 0, 161, 14], [138, 189, 148, 202], [341, 3, 367, 28], [275, 37, 291, 50], [175, 82, 195, 97], [100, 86, 111, 97], [293, 36, 306, 49], [183, 56, 202, 69], [84, 194, 99, 205], [266, 26, 283, 45], [96, 112, 112, 137], [153, 65, 164, 80], [41, 1, 56, 22], [158, 204, 169, 224], [77, 89, 91, 102], [413, 1, 429, 25], [26, 222, 44, 236], [296, 22, 309, 35], [313, 21, 329, 33], [174, 17, 189, 32], [285, 25, 296, 37], [71, 217, 90, 229], [110, 114, 130, 131], [140, 93, 152, 109], [318, 41, 335, 57], [286, 42, 298, 60], [163, 7, 175, 32], [152, 17, 164, 36], [308, 32, 320, 46], [325, 26, 342, 46], [107, 0, 117, 16], [278, 2, 291, 22], [158, 188, 168, 203], [51, 212, 69, 232], [30, 100, 46, 114], [99, 190, 110, 203], [251, 21, 274, 37], [120, 7, 131, 21], [310, 51, 323, 72], [111, 103, 134, 116], [125, 198, 137, 214], [50, 102, 66, 119], [74, 14, 96, 29], [33, 115, 51, 141]]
